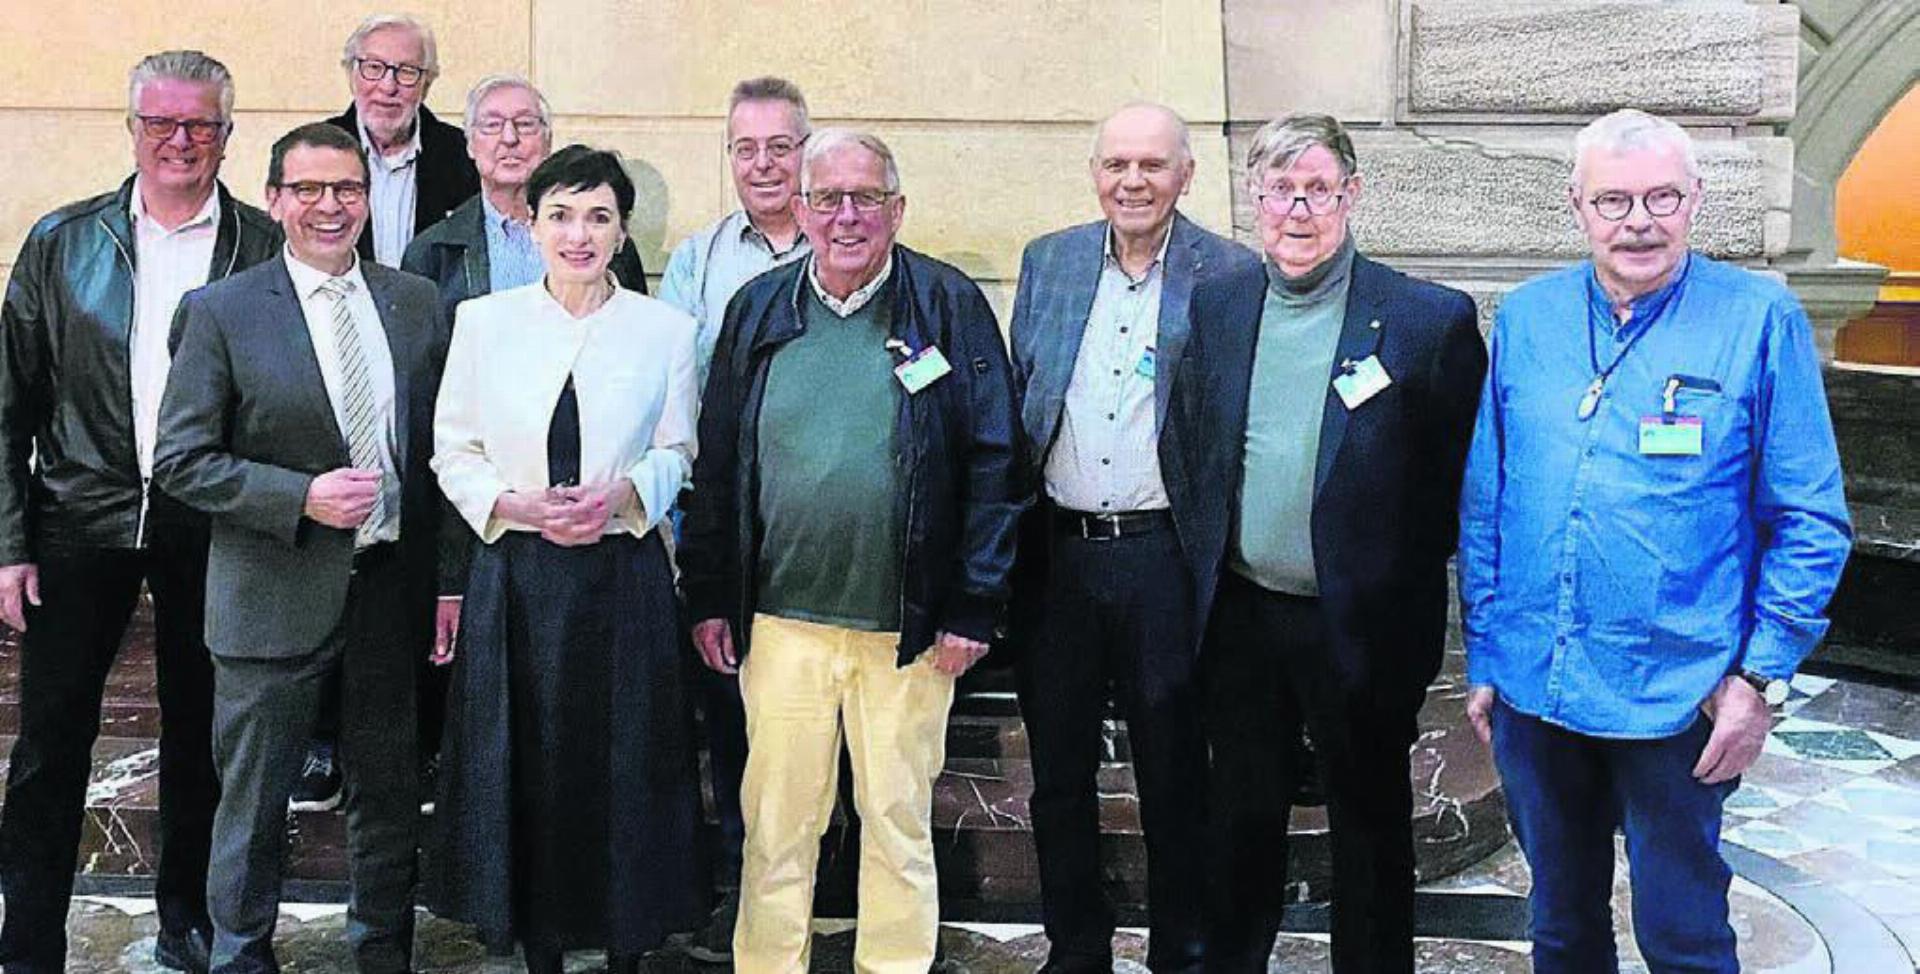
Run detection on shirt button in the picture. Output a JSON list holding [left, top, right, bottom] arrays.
[[1099, 501, 1110, 508], [1561, 572, 1573, 583], [1556, 636, 1567, 646], [1112, 369, 1121, 376], [1120, 326, 1130, 334], [1101, 458, 1111, 466], [1107, 412, 1116, 420]]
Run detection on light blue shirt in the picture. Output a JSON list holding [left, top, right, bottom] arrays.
[[658, 210, 810, 384], [481, 195, 544, 293], [1457, 253, 1852, 738]]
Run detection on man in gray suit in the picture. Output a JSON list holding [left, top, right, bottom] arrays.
[[155, 121, 447, 974], [1007, 101, 1258, 974]]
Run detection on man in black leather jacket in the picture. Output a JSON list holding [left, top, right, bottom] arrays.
[[0, 50, 279, 974]]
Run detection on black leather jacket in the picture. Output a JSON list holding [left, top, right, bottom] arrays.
[[0, 176, 281, 562]]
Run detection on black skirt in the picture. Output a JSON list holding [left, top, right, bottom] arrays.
[[430, 528, 709, 952]]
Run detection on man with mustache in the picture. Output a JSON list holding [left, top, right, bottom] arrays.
[[1458, 108, 1852, 973], [0, 49, 279, 974]]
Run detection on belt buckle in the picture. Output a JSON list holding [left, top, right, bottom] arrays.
[[1081, 513, 1122, 542]]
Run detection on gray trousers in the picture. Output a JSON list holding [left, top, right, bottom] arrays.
[[206, 551, 419, 974]]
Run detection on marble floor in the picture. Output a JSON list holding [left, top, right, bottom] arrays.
[[6, 672, 1919, 973]]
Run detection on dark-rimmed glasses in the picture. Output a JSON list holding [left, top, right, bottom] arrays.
[[802, 189, 896, 213], [1587, 187, 1688, 221], [474, 115, 546, 138], [1255, 183, 1347, 217], [353, 57, 427, 88], [275, 180, 368, 205], [134, 115, 228, 145]]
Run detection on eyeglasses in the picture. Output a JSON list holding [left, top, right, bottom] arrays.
[[474, 115, 546, 138], [134, 115, 228, 145], [1587, 187, 1688, 221], [353, 57, 427, 88], [1255, 183, 1347, 217], [802, 189, 896, 213], [276, 180, 368, 205], [730, 136, 803, 162]]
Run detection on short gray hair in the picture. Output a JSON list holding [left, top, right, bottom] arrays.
[[799, 128, 901, 194], [1571, 108, 1700, 188], [128, 49, 235, 120], [727, 76, 811, 140], [464, 74, 551, 131], [341, 13, 440, 78], [1244, 113, 1358, 185], [1089, 101, 1192, 163]]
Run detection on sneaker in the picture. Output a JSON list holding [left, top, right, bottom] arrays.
[[289, 743, 343, 812], [419, 752, 439, 815], [683, 889, 739, 963]]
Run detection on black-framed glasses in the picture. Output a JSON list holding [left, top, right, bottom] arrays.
[[473, 115, 546, 138], [134, 115, 228, 145], [730, 135, 804, 162], [1255, 183, 1347, 217], [276, 180, 368, 205], [802, 189, 896, 213], [353, 57, 427, 88], [1588, 187, 1688, 221]]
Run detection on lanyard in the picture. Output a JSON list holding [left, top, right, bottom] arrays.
[[1576, 260, 1686, 421]]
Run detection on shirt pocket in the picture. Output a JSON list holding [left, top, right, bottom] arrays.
[[1638, 381, 1747, 504]]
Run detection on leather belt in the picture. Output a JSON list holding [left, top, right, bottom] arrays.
[[1054, 508, 1172, 542]]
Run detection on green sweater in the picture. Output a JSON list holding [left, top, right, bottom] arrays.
[[754, 282, 905, 631]]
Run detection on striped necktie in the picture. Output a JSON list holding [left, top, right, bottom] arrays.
[[316, 277, 388, 546]]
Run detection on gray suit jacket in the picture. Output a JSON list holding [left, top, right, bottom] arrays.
[[155, 255, 447, 659], [1004, 212, 1259, 656]]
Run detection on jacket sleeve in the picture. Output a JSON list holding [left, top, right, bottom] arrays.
[[678, 287, 750, 627], [153, 291, 315, 544], [1738, 298, 1853, 679], [0, 234, 52, 565], [624, 316, 698, 531], [940, 279, 1024, 643], [1418, 292, 1487, 568], [1457, 307, 1507, 684], [430, 302, 512, 542]]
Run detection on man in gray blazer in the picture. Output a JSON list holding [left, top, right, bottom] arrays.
[[1007, 102, 1259, 974], [155, 121, 447, 974]]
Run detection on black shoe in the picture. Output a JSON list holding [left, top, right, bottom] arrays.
[[521, 943, 564, 974], [418, 752, 439, 815], [1036, 953, 1112, 974], [289, 742, 343, 812], [607, 952, 642, 974], [683, 889, 738, 963], [153, 927, 213, 974]]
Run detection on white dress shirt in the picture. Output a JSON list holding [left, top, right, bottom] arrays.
[[129, 180, 220, 479], [359, 119, 421, 267], [433, 283, 699, 544], [282, 247, 401, 543]]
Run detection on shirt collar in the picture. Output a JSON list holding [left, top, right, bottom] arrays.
[[480, 193, 529, 235], [1103, 222, 1175, 283], [130, 177, 221, 235], [1587, 251, 1692, 330], [807, 253, 894, 318], [283, 244, 369, 300], [737, 211, 808, 258], [358, 117, 422, 171]]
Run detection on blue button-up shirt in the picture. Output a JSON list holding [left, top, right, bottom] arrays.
[[481, 194, 545, 294], [1458, 253, 1851, 739]]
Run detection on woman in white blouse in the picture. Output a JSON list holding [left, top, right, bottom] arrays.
[[427, 145, 706, 973]]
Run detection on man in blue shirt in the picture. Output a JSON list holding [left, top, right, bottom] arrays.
[[1458, 109, 1852, 974]]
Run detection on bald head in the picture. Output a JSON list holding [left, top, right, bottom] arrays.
[[1091, 101, 1192, 164]]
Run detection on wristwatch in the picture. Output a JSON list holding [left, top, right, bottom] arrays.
[[1738, 671, 1791, 707]]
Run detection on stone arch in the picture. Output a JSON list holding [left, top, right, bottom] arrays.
[[1786, 0, 1920, 265]]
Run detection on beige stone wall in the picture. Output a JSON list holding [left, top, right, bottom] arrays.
[[0, 0, 1235, 318]]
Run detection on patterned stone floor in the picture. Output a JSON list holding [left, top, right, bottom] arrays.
[[8, 672, 1918, 972]]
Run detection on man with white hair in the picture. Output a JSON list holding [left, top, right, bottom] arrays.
[[1458, 108, 1852, 972], [681, 128, 1021, 974], [324, 12, 478, 268], [1007, 101, 1256, 974], [0, 49, 279, 974]]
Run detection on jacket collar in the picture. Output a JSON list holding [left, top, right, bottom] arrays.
[[106, 174, 255, 282]]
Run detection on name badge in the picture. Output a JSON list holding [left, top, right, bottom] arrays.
[[1135, 346, 1157, 380], [1332, 355, 1391, 410], [1639, 416, 1703, 456], [894, 345, 953, 394]]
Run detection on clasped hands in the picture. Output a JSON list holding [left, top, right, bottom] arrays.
[[493, 479, 636, 547]]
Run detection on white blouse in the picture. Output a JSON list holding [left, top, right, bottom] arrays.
[[432, 282, 699, 544]]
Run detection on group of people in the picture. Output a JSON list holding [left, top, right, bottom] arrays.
[[0, 11, 1853, 974]]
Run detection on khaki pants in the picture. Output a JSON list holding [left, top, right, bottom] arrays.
[[733, 613, 956, 974]]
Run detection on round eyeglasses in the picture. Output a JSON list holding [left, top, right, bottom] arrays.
[[1255, 184, 1347, 217], [1587, 188, 1688, 221]]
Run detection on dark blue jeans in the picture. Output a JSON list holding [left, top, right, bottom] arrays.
[[1490, 698, 1739, 974]]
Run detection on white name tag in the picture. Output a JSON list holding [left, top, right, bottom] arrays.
[[893, 345, 952, 394], [1332, 355, 1391, 410]]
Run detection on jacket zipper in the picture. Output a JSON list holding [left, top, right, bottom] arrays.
[[101, 217, 150, 549]]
